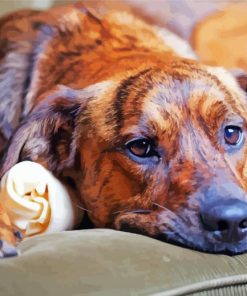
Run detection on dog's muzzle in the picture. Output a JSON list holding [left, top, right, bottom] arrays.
[[200, 182, 247, 244], [200, 198, 247, 243]]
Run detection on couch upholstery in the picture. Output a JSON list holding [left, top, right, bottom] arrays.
[[1, 229, 247, 296]]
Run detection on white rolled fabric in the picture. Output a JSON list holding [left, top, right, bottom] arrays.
[[0, 161, 84, 236]]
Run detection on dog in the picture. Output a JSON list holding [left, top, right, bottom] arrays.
[[0, 2, 247, 257]]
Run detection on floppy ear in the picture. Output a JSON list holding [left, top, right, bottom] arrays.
[[206, 66, 247, 95], [0, 80, 113, 178], [230, 70, 247, 93], [0, 86, 84, 178]]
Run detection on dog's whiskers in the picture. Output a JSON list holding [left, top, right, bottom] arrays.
[[113, 203, 178, 217], [129, 209, 152, 214], [152, 202, 177, 217], [72, 202, 92, 213], [112, 209, 152, 215], [153, 202, 190, 226]]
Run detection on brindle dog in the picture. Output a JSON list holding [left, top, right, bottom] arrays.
[[0, 3, 247, 257]]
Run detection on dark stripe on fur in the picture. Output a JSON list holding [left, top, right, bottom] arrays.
[[112, 68, 151, 134]]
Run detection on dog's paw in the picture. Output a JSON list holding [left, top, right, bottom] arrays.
[[0, 204, 21, 258], [0, 228, 21, 259], [0, 239, 19, 258], [0, 229, 20, 258]]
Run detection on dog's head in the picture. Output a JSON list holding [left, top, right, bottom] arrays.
[[77, 66, 247, 255], [2, 5, 247, 254]]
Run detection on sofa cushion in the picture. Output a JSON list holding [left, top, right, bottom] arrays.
[[0, 229, 247, 295], [192, 3, 247, 71]]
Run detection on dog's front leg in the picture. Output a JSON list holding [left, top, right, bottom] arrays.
[[0, 203, 20, 258]]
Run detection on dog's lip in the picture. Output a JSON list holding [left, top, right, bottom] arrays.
[[112, 209, 153, 215], [114, 210, 247, 255], [212, 228, 247, 243], [118, 221, 247, 255], [159, 222, 247, 255], [116, 222, 150, 236], [113, 208, 247, 254], [125, 209, 152, 214], [156, 231, 247, 255]]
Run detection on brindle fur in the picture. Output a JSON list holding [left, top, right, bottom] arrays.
[[0, 3, 247, 255]]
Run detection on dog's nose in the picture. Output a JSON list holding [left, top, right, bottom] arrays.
[[200, 199, 247, 242]]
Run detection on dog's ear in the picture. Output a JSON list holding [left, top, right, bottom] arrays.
[[206, 66, 247, 94], [1, 87, 78, 176], [230, 70, 247, 93], [0, 81, 112, 178], [0, 86, 84, 177]]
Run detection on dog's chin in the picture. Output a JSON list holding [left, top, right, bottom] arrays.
[[115, 215, 247, 255], [155, 232, 247, 255]]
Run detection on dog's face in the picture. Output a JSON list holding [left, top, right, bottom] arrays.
[[2, 6, 247, 254], [68, 65, 247, 255]]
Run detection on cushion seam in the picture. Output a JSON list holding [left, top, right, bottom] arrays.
[[151, 274, 247, 296]]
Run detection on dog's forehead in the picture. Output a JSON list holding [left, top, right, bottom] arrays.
[[118, 69, 243, 135], [87, 66, 247, 142]]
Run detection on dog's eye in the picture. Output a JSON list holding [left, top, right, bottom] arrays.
[[224, 125, 243, 145], [126, 138, 155, 158]]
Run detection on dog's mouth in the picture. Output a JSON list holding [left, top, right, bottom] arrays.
[[155, 233, 247, 255], [114, 209, 247, 255]]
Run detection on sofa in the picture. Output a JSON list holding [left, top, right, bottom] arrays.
[[1, 229, 247, 295]]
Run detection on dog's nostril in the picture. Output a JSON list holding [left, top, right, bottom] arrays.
[[200, 199, 247, 242], [239, 219, 247, 229], [217, 220, 229, 231]]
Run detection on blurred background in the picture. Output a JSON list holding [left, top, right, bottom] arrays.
[[1, 0, 54, 13], [0, 0, 241, 39], [0, 0, 247, 70]]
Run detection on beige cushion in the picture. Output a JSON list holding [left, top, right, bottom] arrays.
[[192, 3, 247, 71], [1, 229, 247, 295]]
